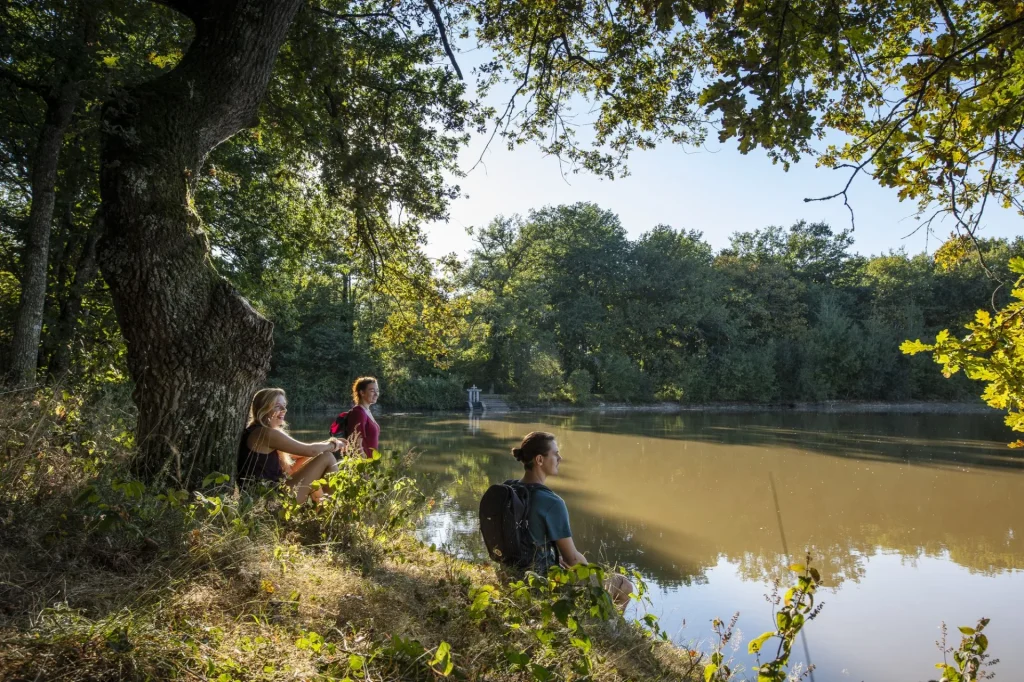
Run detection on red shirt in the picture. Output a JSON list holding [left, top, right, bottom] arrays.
[[346, 405, 380, 457]]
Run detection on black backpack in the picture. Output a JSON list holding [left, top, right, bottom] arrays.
[[329, 411, 349, 438], [479, 480, 549, 569]]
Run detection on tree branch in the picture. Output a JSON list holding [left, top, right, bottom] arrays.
[[0, 65, 46, 97], [424, 0, 463, 80], [934, 0, 958, 38], [469, 17, 541, 172], [150, 0, 205, 22], [310, 6, 402, 22]]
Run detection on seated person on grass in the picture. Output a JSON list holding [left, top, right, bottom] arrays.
[[238, 388, 344, 504], [512, 430, 634, 608]]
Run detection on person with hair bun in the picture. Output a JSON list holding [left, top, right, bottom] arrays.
[[238, 388, 343, 503], [514, 431, 634, 608], [345, 376, 380, 457]]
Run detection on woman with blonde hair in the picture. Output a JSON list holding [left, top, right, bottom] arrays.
[[238, 388, 343, 503]]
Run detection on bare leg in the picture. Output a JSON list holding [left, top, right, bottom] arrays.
[[288, 452, 338, 504], [603, 573, 635, 609]]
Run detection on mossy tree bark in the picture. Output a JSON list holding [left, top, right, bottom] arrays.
[[98, 0, 302, 485]]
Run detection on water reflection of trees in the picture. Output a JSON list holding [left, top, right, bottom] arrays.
[[297, 412, 1024, 589]]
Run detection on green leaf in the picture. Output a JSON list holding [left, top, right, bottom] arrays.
[[202, 471, 229, 487], [530, 663, 553, 681], [74, 485, 97, 505], [504, 647, 531, 668], [95, 515, 117, 532], [430, 641, 450, 666], [570, 634, 592, 655], [704, 663, 718, 681], [552, 598, 573, 626], [958, 626, 976, 635], [748, 631, 774, 654]]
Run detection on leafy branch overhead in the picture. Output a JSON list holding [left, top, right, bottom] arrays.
[[903, 257, 1024, 447], [643, 0, 1024, 240]]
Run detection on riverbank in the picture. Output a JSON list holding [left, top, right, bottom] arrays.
[[526, 399, 998, 415], [297, 399, 998, 418]]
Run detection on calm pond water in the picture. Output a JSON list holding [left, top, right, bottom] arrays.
[[294, 411, 1023, 681]]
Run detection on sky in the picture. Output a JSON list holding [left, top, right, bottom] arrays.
[[423, 130, 1022, 262]]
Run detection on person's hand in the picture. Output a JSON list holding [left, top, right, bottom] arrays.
[[328, 438, 344, 453]]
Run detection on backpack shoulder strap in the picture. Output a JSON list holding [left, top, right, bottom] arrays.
[[503, 479, 531, 503]]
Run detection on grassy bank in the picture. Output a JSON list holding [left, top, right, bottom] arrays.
[[0, 391, 702, 681]]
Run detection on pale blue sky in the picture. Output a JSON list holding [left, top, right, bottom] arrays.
[[423, 131, 1022, 261]]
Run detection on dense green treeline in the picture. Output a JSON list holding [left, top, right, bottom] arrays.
[[216, 195, 1023, 409], [450, 203, 1022, 405]]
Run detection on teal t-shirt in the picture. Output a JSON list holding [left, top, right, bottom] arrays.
[[525, 484, 572, 575]]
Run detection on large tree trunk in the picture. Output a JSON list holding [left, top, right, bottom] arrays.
[[7, 80, 81, 386], [98, 0, 301, 486]]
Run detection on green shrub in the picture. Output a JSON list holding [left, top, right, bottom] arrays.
[[516, 348, 564, 400], [711, 343, 778, 402], [562, 368, 594, 404], [599, 352, 648, 402], [378, 374, 466, 411], [281, 449, 428, 553]]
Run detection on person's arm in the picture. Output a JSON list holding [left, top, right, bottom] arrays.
[[262, 428, 339, 458], [544, 496, 584, 566], [554, 537, 588, 567]]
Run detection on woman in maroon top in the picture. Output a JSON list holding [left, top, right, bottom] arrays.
[[346, 376, 380, 457]]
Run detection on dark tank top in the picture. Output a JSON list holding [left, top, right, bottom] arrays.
[[237, 425, 285, 482]]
